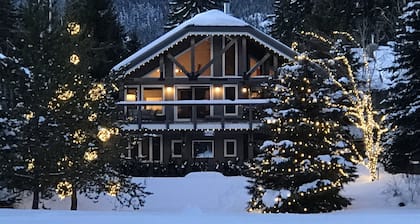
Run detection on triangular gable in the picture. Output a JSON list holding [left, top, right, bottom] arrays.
[[112, 10, 297, 77]]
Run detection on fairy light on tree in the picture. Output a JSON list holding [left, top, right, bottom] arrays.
[[69, 54, 80, 65], [56, 181, 73, 200], [88, 83, 106, 101], [106, 181, 121, 197], [66, 22, 80, 35], [84, 150, 98, 162]]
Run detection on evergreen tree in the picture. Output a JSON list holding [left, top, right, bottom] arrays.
[[165, 0, 224, 31], [382, 1, 420, 173], [12, 0, 64, 209], [247, 55, 358, 213], [48, 1, 150, 210], [65, 0, 132, 79], [0, 0, 18, 56]]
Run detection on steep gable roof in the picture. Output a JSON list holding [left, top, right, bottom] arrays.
[[112, 10, 297, 77]]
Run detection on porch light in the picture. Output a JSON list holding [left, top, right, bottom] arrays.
[[242, 87, 248, 93], [166, 86, 173, 92], [215, 86, 221, 93]]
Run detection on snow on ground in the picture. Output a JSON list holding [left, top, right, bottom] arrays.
[[2, 166, 420, 223]]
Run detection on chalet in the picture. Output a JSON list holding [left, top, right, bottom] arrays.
[[111, 9, 297, 175]]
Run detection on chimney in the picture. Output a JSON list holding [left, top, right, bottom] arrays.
[[223, 1, 231, 14]]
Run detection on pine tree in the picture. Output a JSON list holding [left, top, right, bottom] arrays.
[[165, 0, 224, 31], [47, 1, 150, 210], [0, 0, 18, 56], [382, 1, 420, 173], [65, 0, 132, 79], [12, 0, 65, 209], [247, 55, 358, 213]]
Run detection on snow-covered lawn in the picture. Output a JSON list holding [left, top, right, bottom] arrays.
[[1, 166, 420, 224]]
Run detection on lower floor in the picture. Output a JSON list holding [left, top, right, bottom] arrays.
[[122, 130, 260, 176]]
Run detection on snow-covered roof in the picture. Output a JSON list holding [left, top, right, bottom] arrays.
[[112, 10, 297, 77], [116, 99, 272, 106]]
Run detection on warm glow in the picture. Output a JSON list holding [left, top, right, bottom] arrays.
[[106, 182, 121, 196], [56, 181, 73, 200], [24, 111, 34, 120], [242, 87, 248, 93], [88, 113, 97, 122], [57, 89, 74, 101], [69, 54, 80, 65], [27, 158, 35, 171], [88, 83, 106, 101], [72, 129, 86, 144], [97, 128, 111, 142], [67, 22, 80, 35], [84, 150, 98, 161]]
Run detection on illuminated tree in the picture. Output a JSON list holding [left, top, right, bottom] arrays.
[[165, 0, 224, 31], [247, 56, 358, 213], [49, 2, 150, 209]]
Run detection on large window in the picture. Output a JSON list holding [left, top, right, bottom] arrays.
[[223, 37, 237, 76], [142, 86, 164, 115], [175, 38, 212, 77], [176, 86, 210, 120], [192, 140, 214, 158], [224, 85, 237, 115], [224, 139, 237, 157], [171, 140, 183, 158]]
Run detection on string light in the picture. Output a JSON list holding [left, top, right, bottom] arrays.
[[56, 88, 74, 101], [69, 54, 80, 65], [27, 158, 35, 171], [24, 111, 34, 120], [56, 181, 73, 199], [88, 83, 106, 101], [67, 22, 80, 35], [84, 150, 98, 161], [88, 113, 97, 122], [72, 129, 86, 144], [97, 128, 111, 142], [106, 181, 121, 196]]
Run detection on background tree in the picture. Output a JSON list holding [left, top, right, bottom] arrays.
[[65, 0, 133, 79], [0, 0, 18, 56], [247, 55, 358, 213], [165, 0, 225, 31], [382, 0, 420, 173]]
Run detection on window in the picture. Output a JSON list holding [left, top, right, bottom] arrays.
[[125, 87, 139, 121], [223, 37, 237, 76], [144, 68, 161, 78], [175, 38, 212, 77], [142, 86, 164, 115], [171, 140, 183, 158], [224, 86, 237, 115], [176, 86, 211, 120], [224, 139, 237, 157], [192, 140, 214, 158]]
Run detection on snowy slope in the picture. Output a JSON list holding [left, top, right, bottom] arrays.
[[3, 166, 420, 223]]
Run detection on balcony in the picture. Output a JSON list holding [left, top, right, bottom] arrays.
[[117, 99, 271, 131]]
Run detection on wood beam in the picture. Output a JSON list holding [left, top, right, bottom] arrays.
[[245, 53, 271, 78], [196, 38, 237, 77], [167, 54, 190, 78]]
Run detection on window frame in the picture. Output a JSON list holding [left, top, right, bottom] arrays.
[[223, 85, 238, 116], [192, 140, 214, 158], [141, 85, 165, 115], [224, 139, 237, 157], [171, 140, 183, 158]]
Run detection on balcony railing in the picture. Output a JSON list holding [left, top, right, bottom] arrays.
[[117, 99, 272, 131]]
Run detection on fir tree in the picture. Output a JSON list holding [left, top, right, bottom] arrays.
[[165, 0, 224, 31], [0, 0, 18, 56], [247, 56, 358, 213], [48, 2, 150, 210], [65, 0, 132, 79], [382, 1, 420, 173]]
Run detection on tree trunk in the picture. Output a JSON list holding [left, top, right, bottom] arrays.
[[70, 188, 77, 210], [32, 188, 39, 209]]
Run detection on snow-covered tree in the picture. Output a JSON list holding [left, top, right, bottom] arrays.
[[247, 56, 358, 213], [0, 0, 18, 56], [382, 1, 420, 173], [165, 0, 224, 31]]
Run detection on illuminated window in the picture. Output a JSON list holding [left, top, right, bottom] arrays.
[[224, 139, 237, 157], [144, 68, 161, 78], [125, 88, 138, 101], [192, 140, 214, 158], [175, 38, 212, 77], [125, 87, 138, 121], [143, 87, 163, 114]]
